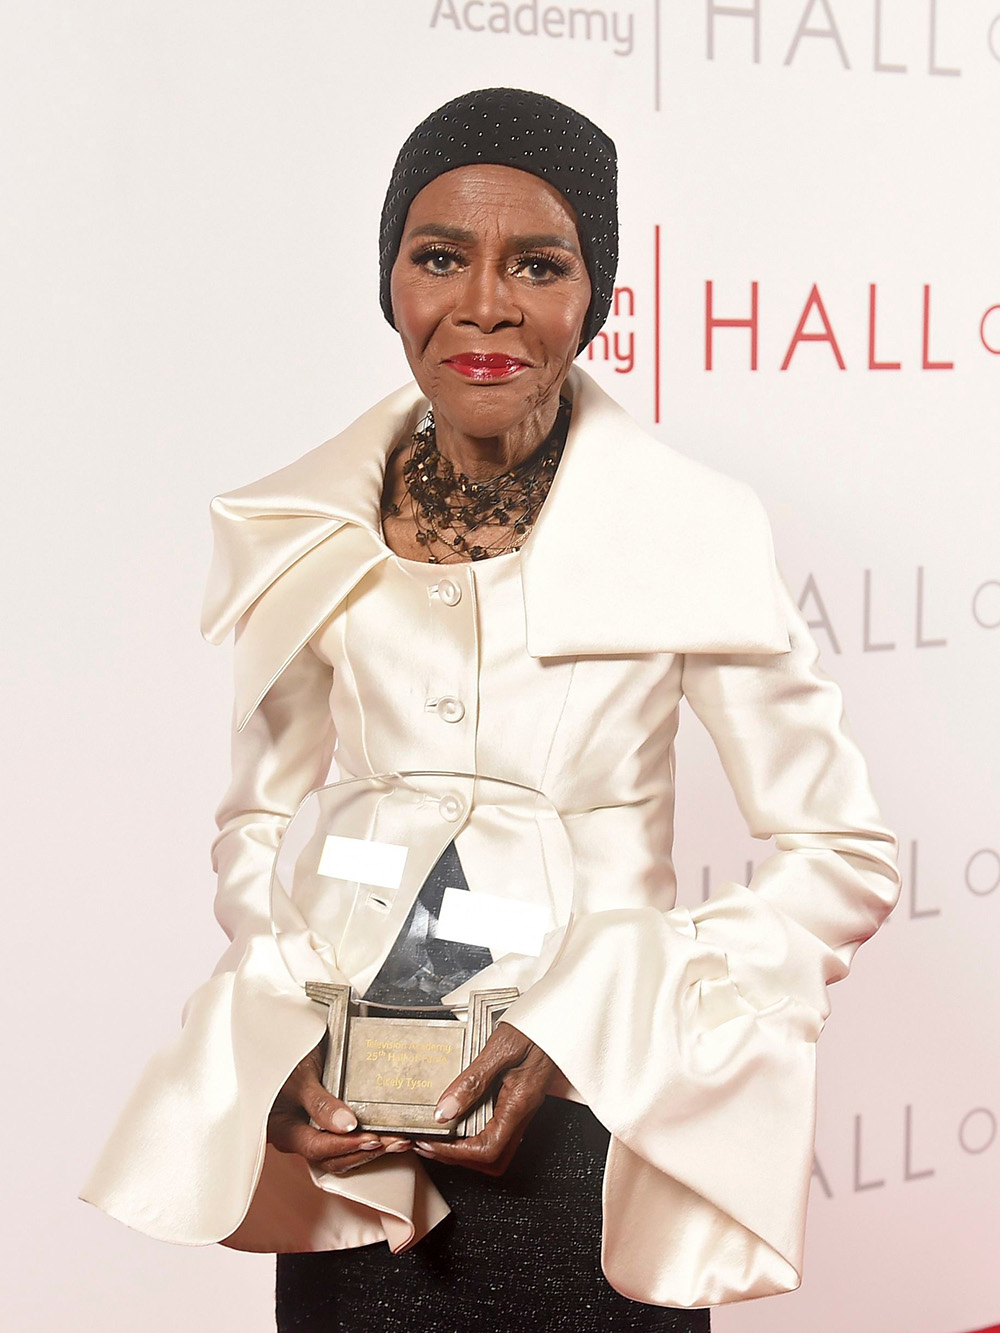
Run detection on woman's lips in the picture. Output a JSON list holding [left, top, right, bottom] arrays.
[[444, 353, 530, 383]]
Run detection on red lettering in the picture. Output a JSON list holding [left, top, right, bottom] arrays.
[[980, 304, 1000, 355], [705, 280, 759, 371], [613, 286, 635, 317], [921, 284, 954, 370], [868, 283, 901, 370], [781, 284, 846, 370], [585, 331, 609, 362]]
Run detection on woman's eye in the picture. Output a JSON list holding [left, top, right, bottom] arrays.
[[418, 249, 462, 274], [515, 257, 568, 282]]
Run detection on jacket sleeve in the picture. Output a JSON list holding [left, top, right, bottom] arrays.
[[209, 623, 337, 975], [675, 576, 900, 1023], [502, 575, 900, 1307]]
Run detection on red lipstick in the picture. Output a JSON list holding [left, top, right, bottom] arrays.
[[444, 353, 530, 383]]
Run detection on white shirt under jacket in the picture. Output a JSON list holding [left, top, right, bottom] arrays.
[[81, 365, 900, 1309]]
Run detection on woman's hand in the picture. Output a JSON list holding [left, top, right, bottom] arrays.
[[411, 1021, 560, 1176], [267, 1043, 411, 1175]]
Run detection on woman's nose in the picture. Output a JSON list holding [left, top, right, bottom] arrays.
[[450, 263, 522, 333]]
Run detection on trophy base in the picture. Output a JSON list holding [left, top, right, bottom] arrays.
[[305, 983, 517, 1137]]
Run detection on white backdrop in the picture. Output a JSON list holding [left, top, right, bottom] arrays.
[[4, 2, 996, 1330]]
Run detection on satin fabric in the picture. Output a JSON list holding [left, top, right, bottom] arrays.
[[81, 366, 900, 1308]]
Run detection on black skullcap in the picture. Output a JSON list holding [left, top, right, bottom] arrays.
[[379, 87, 618, 352]]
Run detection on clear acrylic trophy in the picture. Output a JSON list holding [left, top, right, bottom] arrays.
[[269, 772, 574, 1137]]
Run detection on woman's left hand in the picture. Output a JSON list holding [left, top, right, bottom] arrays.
[[411, 1021, 560, 1176]]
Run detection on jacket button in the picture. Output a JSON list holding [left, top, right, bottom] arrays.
[[439, 793, 466, 822], [435, 579, 462, 606], [436, 696, 465, 723]]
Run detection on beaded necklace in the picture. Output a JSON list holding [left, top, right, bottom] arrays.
[[382, 397, 570, 563]]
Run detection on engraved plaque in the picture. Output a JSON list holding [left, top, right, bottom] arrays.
[[345, 1017, 465, 1131], [305, 982, 518, 1136]]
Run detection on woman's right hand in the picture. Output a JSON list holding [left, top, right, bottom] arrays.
[[267, 1044, 411, 1175]]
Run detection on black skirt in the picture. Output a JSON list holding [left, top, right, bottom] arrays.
[[276, 1097, 711, 1332]]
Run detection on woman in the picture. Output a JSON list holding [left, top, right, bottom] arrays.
[[83, 89, 900, 1329]]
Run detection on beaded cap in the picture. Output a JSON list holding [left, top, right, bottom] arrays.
[[379, 87, 618, 351]]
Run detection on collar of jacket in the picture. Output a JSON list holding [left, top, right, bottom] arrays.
[[202, 366, 791, 732]]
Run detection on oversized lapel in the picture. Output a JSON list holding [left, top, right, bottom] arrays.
[[202, 367, 790, 732], [201, 381, 426, 731], [201, 379, 427, 646], [520, 368, 791, 657]]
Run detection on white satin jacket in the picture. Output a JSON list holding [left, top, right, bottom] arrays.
[[81, 365, 900, 1309]]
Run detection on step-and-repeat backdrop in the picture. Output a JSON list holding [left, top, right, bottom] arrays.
[[7, 3, 994, 1330]]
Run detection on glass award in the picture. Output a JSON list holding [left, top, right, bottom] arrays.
[[269, 772, 574, 1137]]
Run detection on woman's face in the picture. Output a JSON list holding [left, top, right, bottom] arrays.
[[389, 164, 592, 441]]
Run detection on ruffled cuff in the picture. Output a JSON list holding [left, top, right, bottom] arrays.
[[80, 930, 449, 1253], [502, 895, 821, 1306]]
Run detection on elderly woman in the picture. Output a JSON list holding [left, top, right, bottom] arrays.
[[83, 89, 900, 1330]]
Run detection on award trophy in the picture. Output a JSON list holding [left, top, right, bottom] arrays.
[[269, 772, 573, 1138]]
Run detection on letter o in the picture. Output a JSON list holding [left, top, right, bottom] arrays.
[[958, 1107, 997, 1155], [979, 304, 1000, 354], [972, 580, 1000, 629], [989, 15, 1000, 62], [965, 849, 1000, 896]]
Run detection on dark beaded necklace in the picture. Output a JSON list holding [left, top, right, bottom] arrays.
[[383, 397, 571, 564]]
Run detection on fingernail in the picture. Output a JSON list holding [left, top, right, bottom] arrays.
[[385, 1141, 411, 1153], [434, 1094, 461, 1123], [332, 1108, 358, 1133], [360, 1139, 383, 1151], [414, 1141, 434, 1152]]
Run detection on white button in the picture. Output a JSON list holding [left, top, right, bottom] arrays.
[[439, 794, 466, 822], [433, 579, 462, 606], [437, 696, 465, 723]]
